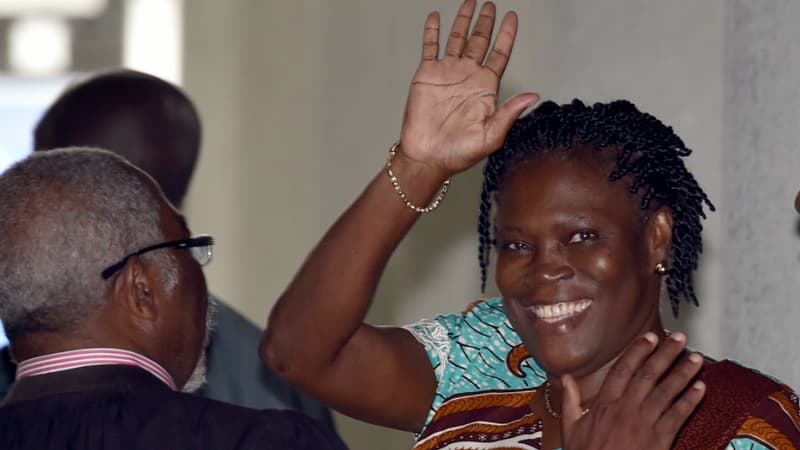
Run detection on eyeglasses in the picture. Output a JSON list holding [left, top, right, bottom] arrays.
[[101, 235, 214, 280]]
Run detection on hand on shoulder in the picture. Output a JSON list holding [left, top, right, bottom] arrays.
[[562, 332, 705, 450]]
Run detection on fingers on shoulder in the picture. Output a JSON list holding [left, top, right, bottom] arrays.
[[643, 351, 703, 415], [625, 333, 690, 399], [595, 332, 659, 403], [654, 380, 705, 442]]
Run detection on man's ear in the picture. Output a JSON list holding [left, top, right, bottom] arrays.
[[646, 206, 674, 268], [112, 256, 159, 322]]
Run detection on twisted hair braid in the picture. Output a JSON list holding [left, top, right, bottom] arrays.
[[478, 99, 714, 316]]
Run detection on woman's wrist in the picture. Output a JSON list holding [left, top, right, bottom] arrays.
[[386, 142, 452, 213], [390, 142, 451, 181]]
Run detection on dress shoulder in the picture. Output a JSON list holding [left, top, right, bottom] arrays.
[[675, 359, 800, 449], [404, 298, 546, 435]]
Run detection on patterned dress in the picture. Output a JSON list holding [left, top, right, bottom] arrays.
[[404, 297, 800, 450]]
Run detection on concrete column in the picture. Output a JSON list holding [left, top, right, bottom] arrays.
[[723, 0, 800, 387]]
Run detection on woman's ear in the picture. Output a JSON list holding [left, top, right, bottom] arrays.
[[647, 206, 674, 268]]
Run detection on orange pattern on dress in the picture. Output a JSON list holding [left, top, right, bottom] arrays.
[[506, 344, 531, 378], [738, 417, 795, 450], [415, 410, 539, 450], [433, 390, 534, 417], [770, 391, 800, 433]]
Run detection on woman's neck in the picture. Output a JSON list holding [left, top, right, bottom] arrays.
[[548, 325, 669, 412], [536, 324, 670, 449]]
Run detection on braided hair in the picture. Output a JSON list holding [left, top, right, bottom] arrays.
[[478, 99, 715, 317]]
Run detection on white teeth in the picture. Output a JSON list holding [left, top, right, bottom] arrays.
[[532, 299, 592, 323]]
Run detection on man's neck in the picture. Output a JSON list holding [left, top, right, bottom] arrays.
[[10, 330, 138, 362]]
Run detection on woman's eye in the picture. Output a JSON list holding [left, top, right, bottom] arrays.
[[568, 230, 597, 243], [502, 241, 530, 251]]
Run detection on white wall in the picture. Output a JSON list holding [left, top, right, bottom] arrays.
[[183, 1, 725, 448]]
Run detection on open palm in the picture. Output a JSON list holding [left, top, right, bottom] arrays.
[[399, 0, 538, 177]]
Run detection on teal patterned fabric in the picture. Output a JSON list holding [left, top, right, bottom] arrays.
[[404, 297, 543, 430], [727, 439, 772, 450]]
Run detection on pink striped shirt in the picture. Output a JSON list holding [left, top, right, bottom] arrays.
[[16, 348, 176, 391]]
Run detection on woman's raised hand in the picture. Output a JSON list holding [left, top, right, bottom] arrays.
[[263, 2, 537, 432], [398, 0, 538, 180]]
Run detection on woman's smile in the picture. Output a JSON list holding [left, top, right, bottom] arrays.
[[527, 298, 592, 324]]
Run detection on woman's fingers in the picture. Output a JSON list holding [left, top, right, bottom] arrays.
[[653, 380, 706, 446], [462, 2, 496, 63], [486, 92, 539, 148], [641, 351, 704, 420], [484, 11, 518, 78], [422, 0, 518, 79], [420, 12, 440, 62], [444, 0, 477, 58], [560, 374, 585, 432], [594, 332, 659, 405], [622, 333, 692, 406]]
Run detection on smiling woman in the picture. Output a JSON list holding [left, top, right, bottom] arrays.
[[485, 100, 710, 385], [497, 142, 670, 382], [389, 100, 800, 450], [261, 1, 800, 449], [402, 100, 800, 450]]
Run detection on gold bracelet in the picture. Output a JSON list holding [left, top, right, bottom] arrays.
[[386, 141, 451, 213]]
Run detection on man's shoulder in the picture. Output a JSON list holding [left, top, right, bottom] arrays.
[[173, 394, 346, 450], [0, 388, 345, 450]]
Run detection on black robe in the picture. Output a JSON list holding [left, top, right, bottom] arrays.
[[0, 365, 347, 450]]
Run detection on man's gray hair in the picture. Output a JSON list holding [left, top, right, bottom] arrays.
[[0, 147, 178, 339]]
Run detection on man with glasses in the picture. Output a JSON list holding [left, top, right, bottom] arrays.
[[6, 69, 333, 428], [101, 235, 214, 281], [0, 148, 344, 449]]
